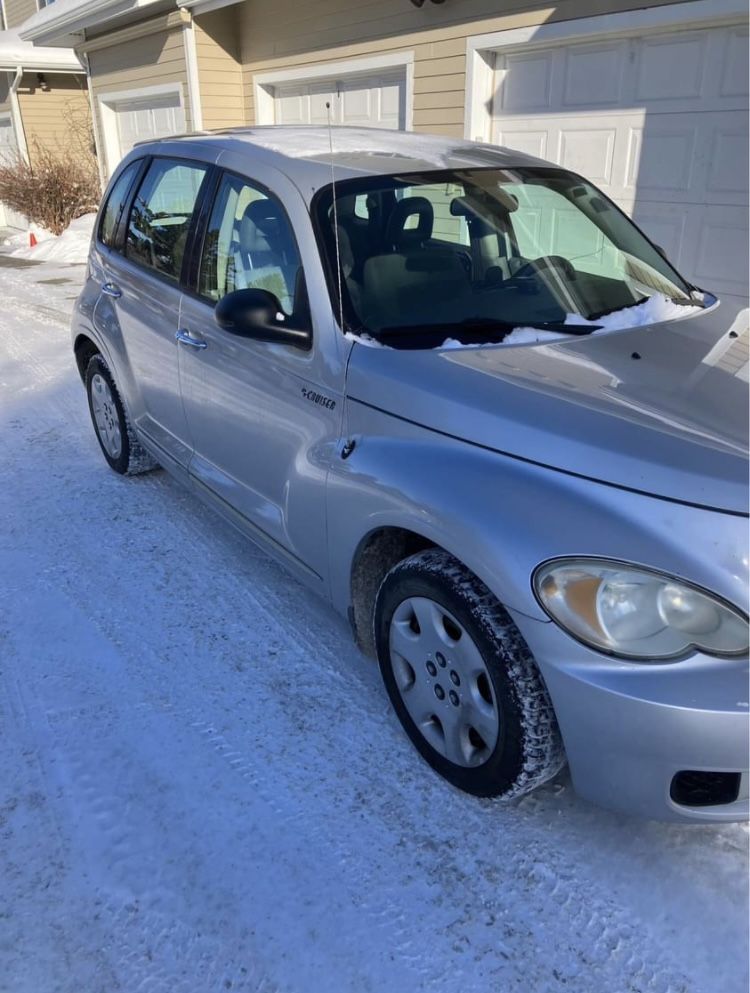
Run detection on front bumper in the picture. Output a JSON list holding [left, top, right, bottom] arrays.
[[515, 611, 750, 823]]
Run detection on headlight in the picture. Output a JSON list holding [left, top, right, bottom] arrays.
[[533, 559, 748, 661]]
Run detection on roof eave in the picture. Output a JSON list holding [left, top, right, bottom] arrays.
[[20, 0, 161, 47]]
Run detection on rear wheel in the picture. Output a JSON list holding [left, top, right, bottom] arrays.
[[85, 355, 157, 475], [375, 548, 564, 798]]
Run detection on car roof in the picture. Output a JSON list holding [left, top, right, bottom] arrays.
[[134, 126, 550, 197]]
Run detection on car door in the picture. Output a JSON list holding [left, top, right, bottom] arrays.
[[99, 155, 210, 467], [177, 168, 344, 585]]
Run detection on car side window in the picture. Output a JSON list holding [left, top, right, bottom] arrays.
[[125, 158, 208, 282], [99, 160, 141, 248], [198, 172, 302, 315]]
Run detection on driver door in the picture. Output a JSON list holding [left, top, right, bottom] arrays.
[[177, 170, 341, 584]]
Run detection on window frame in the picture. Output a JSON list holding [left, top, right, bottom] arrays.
[[186, 166, 309, 320], [116, 154, 216, 289]]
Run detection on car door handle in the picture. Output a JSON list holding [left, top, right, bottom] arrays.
[[175, 328, 208, 350], [101, 281, 121, 299]]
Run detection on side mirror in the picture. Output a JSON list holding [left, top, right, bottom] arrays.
[[214, 288, 311, 349], [654, 244, 668, 260]]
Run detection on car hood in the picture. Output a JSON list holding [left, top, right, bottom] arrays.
[[346, 305, 749, 514]]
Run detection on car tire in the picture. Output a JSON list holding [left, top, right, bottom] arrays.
[[375, 548, 565, 799], [85, 355, 157, 476]]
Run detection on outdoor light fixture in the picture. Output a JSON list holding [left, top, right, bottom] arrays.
[[37, 73, 50, 91]]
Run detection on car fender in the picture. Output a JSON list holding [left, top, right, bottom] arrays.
[[327, 400, 748, 626]]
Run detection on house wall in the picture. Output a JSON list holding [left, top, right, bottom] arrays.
[[194, 7, 244, 130], [16, 73, 91, 167], [237, 0, 697, 134], [83, 13, 192, 129], [4, 0, 36, 31]]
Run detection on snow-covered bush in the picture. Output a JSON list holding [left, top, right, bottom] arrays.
[[0, 108, 100, 235]]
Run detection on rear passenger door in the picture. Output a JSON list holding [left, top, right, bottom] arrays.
[[100, 155, 209, 467]]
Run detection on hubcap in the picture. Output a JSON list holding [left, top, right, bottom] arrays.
[[90, 373, 122, 459], [389, 596, 500, 768]]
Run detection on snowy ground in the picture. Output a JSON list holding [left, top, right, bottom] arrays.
[[0, 253, 748, 993]]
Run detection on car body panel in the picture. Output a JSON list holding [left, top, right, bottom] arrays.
[[345, 303, 748, 514]]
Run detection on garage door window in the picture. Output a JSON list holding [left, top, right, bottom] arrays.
[[126, 158, 207, 282]]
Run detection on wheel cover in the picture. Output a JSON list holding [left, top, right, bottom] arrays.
[[389, 596, 500, 768], [90, 373, 122, 459]]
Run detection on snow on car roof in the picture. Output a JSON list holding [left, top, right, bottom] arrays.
[[137, 126, 548, 195]]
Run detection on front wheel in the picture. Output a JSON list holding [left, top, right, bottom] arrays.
[[375, 548, 564, 798], [85, 355, 157, 475]]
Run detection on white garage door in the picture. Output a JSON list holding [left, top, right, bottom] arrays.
[[273, 71, 405, 129], [0, 115, 26, 230], [490, 23, 749, 309], [112, 92, 186, 159], [0, 115, 17, 165]]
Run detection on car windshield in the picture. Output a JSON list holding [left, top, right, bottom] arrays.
[[313, 167, 697, 347]]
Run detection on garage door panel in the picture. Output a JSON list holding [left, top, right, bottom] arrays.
[[635, 31, 709, 103], [692, 206, 749, 292], [493, 127, 548, 160], [558, 124, 616, 187], [490, 22, 748, 302], [627, 200, 688, 269], [706, 120, 749, 199], [495, 51, 555, 113], [562, 42, 626, 107], [340, 81, 373, 126], [309, 85, 336, 125], [272, 71, 405, 130], [114, 94, 185, 158], [720, 27, 749, 97], [625, 122, 697, 194]]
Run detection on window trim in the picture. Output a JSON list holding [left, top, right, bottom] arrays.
[[118, 153, 214, 290]]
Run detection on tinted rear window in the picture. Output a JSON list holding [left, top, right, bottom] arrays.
[[99, 160, 141, 248], [125, 158, 208, 282]]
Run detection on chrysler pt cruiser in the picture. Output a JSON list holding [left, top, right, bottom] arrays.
[[72, 128, 749, 822]]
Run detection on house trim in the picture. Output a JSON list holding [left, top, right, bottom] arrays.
[[253, 51, 415, 130], [464, 0, 749, 141], [9, 68, 28, 163], [97, 81, 185, 174], [181, 10, 202, 131]]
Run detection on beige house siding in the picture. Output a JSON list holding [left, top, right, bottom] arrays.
[[194, 7, 245, 130], [83, 14, 192, 133], [238, 0, 697, 135], [4, 0, 36, 30], [16, 73, 90, 166]]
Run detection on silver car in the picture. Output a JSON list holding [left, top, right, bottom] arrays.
[[72, 127, 749, 822]]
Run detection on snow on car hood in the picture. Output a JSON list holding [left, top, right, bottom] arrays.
[[346, 303, 749, 514]]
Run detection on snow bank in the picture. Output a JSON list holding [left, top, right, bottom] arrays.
[[3, 225, 54, 249], [10, 213, 95, 264]]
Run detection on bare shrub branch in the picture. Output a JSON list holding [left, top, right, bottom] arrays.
[[0, 104, 101, 235]]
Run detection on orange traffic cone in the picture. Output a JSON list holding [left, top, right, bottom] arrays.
[[29, 232, 37, 248]]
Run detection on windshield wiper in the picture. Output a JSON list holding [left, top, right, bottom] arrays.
[[376, 316, 602, 339]]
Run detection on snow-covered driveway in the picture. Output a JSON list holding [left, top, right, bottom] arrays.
[[0, 255, 747, 993]]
